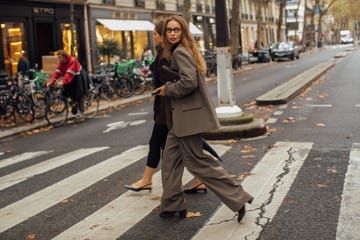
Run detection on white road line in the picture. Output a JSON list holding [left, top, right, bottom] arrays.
[[355, 104, 360, 107], [192, 141, 313, 240], [0, 151, 52, 169], [0, 145, 148, 233], [128, 112, 149, 116], [266, 118, 278, 124], [0, 147, 108, 191], [52, 144, 231, 240], [308, 104, 333, 107], [336, 143, 360, 240]]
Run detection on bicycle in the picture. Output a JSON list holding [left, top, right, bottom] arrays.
[[19, 71, 48, 120], [91, 64, 116, 100], [45, 84, 99, 128], [131, 60, 154, 95], [112, 61, 134, 98], [0, 76, 35, 124]]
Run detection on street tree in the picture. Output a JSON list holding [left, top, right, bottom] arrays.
[[230, 0, 240, 56], [277, 0, 286, 42]]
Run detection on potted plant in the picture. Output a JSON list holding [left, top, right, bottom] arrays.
[[97, 38, 121, 64]]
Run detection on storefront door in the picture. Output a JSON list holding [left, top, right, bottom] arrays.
[[35, 22, 55, 69]]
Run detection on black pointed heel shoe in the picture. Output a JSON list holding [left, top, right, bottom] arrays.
[[184, 184, 207, 194], [159, 209, 187, 221], [237, 206, 246, 223], [237, 198, 254, 223], [125, 183, 152, 192]]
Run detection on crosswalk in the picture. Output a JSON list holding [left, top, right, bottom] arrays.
[[0, 141, 359, 239]]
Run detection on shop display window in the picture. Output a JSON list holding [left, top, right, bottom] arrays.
[[61, 23, 78, 58], [1, 22, 26, 77], [96, 23, 149, 64]]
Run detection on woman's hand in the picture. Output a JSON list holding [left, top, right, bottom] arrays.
[[154, 86, 166, 96]]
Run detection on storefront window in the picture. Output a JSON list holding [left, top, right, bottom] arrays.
[[1, 22, 26, 77], [96, 23, 149, 64], [61, 23, 78, 58]]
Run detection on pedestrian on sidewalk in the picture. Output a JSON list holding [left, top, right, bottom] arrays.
[[125, 21, 206, 193], [154, 15, 253, 222]]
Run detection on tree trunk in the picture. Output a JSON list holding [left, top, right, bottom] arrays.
[[230, 0, 240, 55], [256, 0, 262, 49], [277, 0, 286, 42], [309, 1, 316, 49], [302, 0, 307, 48], [183, 0, 192, 23]]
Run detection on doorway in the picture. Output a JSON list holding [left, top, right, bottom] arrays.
[[36, 22, 55, 69]]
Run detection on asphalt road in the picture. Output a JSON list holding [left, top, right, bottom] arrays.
[[0, 44, 359, 240]]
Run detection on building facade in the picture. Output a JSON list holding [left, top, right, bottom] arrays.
[[0, 0, 285, 76], [0, 0, 87, 77]]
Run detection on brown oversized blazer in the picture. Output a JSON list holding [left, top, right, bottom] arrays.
[[164, 44, 220, 137]]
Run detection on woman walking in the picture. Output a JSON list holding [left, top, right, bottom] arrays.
[[154, 15, 253, 222]]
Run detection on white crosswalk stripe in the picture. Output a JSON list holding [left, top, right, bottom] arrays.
[[0, 145, 146, 233], [0, 147, 109, 191], [1, 142, 359, 239], [336, 143, 360, 240], [192, 141, 313, 240], [0, 151, 52, 169], [53, 144, 231, 240]]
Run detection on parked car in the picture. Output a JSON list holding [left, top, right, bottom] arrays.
[[248, 48, 271, 64], [271, 41, 300, 61]]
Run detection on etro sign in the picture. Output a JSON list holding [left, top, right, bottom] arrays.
[[33, 7, 55, 15]]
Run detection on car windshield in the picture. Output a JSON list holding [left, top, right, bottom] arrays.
[[278, 42, 291, 50]]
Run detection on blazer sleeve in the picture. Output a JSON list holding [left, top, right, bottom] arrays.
[[164, 47, 198, 98]]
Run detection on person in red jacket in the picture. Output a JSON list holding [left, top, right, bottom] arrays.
[[49, 49, 88, 114]]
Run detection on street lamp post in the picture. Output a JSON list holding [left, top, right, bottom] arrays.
[[214, 0, 243, 119]]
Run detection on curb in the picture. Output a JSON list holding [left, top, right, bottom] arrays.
[[255, 61, 335, 105]]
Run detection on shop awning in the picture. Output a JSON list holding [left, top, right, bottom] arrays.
[[189, 22, 203, 36], [97, 19, 155, 31], [97, 19, 202, 35]]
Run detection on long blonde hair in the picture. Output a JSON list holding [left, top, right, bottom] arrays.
[[162, 15, 206, 76]]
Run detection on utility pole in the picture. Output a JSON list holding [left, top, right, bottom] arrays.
[[215, 0, 243, 118]]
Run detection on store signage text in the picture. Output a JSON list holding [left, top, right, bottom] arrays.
[[33, 7, 55, 15]]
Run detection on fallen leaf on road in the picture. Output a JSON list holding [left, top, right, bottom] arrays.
[[186, 211, 202, 218], [315, 123, 326, 127], [236, 172, 252, 180], [26, 233, 36, 239], [327, 167, 338, 173], [316, 183, 328, 188], [241, 155, 255, 159], [61, 199, 70, 204], [151, 196, 161, 201]]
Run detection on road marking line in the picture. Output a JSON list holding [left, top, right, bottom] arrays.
[[266, 118, 277, 124], [336, 143, 360, 240], [0, 147, 108, 191], [0, 145, 147, 233], [128, 112, 149, 116], [52, 144, 231, 240], [308, 104, 333, 107], [355, 104, 360, 107], [192, 141, 313, 240], [0, 151, 53, 169]]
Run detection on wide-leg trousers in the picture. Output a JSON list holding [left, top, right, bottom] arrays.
[[160, 130, 253, 213]]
